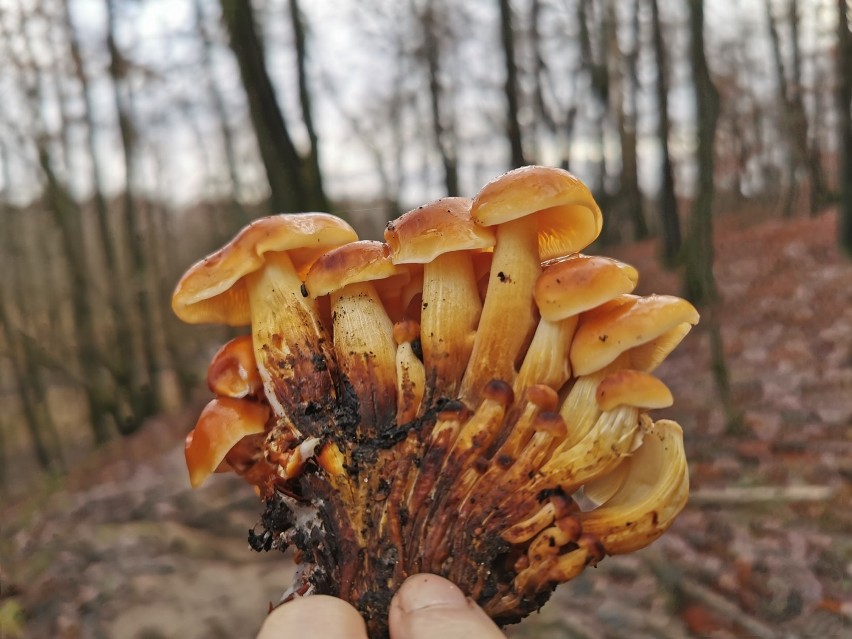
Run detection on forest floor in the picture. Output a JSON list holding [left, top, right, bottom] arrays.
[[2, 208, 851, 638]]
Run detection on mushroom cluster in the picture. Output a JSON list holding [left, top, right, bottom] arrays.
[[172, 166, 697, 637]]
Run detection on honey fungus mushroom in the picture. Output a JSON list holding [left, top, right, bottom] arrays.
[[385, 197, 495, 401], [461, 166, 603, 404], [304, 240, 403, 438], [172, 213, 357, 436], [172, 168, 697, 639], [516, 254, 640, 393]]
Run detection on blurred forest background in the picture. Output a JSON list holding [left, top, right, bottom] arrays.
[[1, 0, 851, 637]]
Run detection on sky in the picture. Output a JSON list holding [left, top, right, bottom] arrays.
[[0, 0, 839, 215]]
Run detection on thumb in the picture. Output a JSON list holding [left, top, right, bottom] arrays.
[[388, 574, 505, 639]]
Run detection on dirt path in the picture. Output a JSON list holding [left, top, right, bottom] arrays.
[[2, 210, 851, 638]]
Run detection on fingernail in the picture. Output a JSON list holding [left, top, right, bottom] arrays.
[[395, 574, 468, 613]]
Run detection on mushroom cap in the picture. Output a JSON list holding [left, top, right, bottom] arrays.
[[172, 213, 358, 326], [535, 255, 639, 322], [305, 240, 409, 299], [185, 397, 270, 488], [595, 369, 673, 411], [571, 294, 700, 376], [206, 335, 264, 398], [384, 197, 495, 264], [471, 166, 603, 259]]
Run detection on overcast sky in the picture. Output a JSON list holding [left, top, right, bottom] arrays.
[[0, 0, 838, 216]]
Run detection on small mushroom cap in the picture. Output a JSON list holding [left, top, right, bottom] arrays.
[[206, 335, 263, 398], [185, 397, 270, 488], [535, 255, 639, 321], [471, 166, 603, 259], [571, 294, 700, 376], [305, 240, 404, 297], [384, 197, 495, 264], [595, 369, 673, 411], [172, 213, 358, 326]]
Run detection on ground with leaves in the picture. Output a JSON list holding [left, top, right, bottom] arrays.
[[2, 209, 851, 638]]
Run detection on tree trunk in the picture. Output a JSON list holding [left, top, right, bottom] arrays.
[[106, 0, 160, 427], [684, 0, 741, 434], [0, 203, 64, 473], [39, 147, 116, 445], [683, 0, 719, 306], [649, 0, 681, 265], [839, 0, 852, 254], [62, 0, 131, 426], [423, 2, 459, 196], [788, 0, 827, 214], [611, 0, 648, 241], [220, 0, 314, 212], [498, 0, 526, 168], [578, 0, 609, 197], [764, 0, 798, 217], [193, 0, 250, 230], [0, 292, 56, 472], [288, 0, 329, 210]]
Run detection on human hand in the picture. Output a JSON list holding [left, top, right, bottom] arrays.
[[256, 573, 506, 639]]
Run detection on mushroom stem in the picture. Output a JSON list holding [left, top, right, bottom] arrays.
[[421, 251, 481, 401], [514, 316, 578, 394], [330, 281, 397, 440], [393, 320, 426, 424], [246, 251, 336, 436], [461, 217, 541, 404], [537, 405, 641, 492]]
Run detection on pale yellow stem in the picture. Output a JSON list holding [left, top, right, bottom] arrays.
[[461, 217, 540, 405], [331, 281, 397, 436], [421, 251, 481, 399]]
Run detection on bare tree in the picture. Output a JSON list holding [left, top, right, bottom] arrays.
[[577, 0, 610, 197], [219, 0, 323, 212], [839, 0, 852, 254], [529, 0, 578, 170], [764, 0, 827, 217], [683, 0, 719, 305], [609, 0, 648, 241], [105, 0, 162, 426], [788, 0, 827, 213], [288, 0, 329, 210], [649, 0, 682, 265], [0, 202, 64, 472], [499, 0, 526, 167], [193, 0, 249, 229], [419, 0, 460, 196], [684, 0, 740, 433], [3, 6, 120, 446]]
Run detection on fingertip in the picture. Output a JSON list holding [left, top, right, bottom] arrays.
[[389, 574, 505, 639], [393, 574, 468, 613], [257, 595, 368, 639]]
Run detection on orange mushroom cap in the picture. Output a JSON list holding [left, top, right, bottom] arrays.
[[535, 255, 639, 322], [304, 240, 405, 297], [172, 213, 358, 326], [571, 294, 699, 376], [384, 197, 495, 263], [471, 166, 603, 259], [185, 397, 270, 488], [206, 335, 264, 398], [595, 369, 674, 411]]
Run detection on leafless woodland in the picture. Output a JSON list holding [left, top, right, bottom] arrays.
[[1, 0, 851, 636]]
